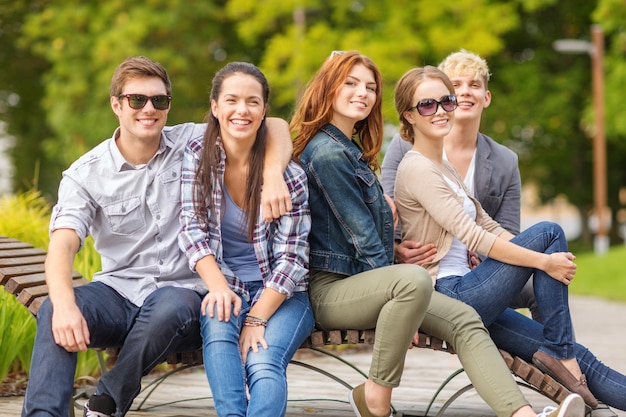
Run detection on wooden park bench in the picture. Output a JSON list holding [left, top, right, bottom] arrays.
[[0, 235, 574, 417]]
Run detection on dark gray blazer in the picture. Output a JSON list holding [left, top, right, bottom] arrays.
[[380, 132, 521, 234]]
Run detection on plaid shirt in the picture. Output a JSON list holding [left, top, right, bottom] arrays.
[[178, 135, 310, 303]]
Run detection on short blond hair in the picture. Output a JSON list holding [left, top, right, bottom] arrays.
[[438, 49, 490, 87]]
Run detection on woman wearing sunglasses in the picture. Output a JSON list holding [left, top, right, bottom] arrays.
[[394, 65, 626, 413], [178, 62, 314, 417], [291, 51, 584, 417]]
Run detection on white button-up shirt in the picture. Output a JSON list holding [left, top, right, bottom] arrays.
[[50, 122, 207, 306]]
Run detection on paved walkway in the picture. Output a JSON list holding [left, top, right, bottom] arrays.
[[2, 295, 625, 416]]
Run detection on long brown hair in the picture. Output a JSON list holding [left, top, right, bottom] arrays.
[[290, 51, 384, 171], [194, 62, 269, 241]]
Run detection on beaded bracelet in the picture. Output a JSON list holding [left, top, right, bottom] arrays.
[[244, 314, 268, 327]]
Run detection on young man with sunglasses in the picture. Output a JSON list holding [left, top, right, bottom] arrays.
[[21, 56, 294, 417]]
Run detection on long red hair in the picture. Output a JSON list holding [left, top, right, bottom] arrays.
[[290, 51, 384, 171]]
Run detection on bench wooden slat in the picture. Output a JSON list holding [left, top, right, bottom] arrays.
[[362, 329, 375, 345], [26, 296, 48, 316], [0, 237, 23, 243], [414, 332, 454, 353], [0, 247, 46, 259], [4, 273, 47, 294], [5, 273, 86, 295], [0, 254, 47, 267], [500, 349, 570, 404], [0, 264, 47, 285], [16, 283, 50, 306], [0, 241, 33, 250], [15, 278, 88, 309]]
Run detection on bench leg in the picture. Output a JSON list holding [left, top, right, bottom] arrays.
[[421, 368, 466, 417]]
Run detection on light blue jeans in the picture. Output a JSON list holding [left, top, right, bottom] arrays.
[[201, 281, 314, 417], [22, 282, 203, 417], [435, 221, 575, 359]]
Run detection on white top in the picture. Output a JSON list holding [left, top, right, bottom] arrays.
[[436, 173, 477, 279], [443, 148, 477, 195]]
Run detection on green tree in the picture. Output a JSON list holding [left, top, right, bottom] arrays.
[[484, 0, 626, 243], [6, 0, 626, 247], [9, 0, 246, 196], [0, 0, 59, 195], [594, 0, 626, 238], [225, 0, 532, 122]]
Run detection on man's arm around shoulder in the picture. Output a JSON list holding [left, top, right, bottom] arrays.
[[263, 117, 293, 221]]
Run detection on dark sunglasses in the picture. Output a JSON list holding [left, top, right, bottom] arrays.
[[118, 94, 172, 110], [409, 94, 457, 116]]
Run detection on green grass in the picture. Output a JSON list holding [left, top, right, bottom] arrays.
[[569, 245, 626, 302], [0, 289, 36, 383]]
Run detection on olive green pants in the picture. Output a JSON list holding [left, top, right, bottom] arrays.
[[420, 292, 528, 417], [310, 264, 432, 388], [311, 267, 528, 417]]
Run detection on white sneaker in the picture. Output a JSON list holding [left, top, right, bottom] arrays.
[[83, 406, 113, 417], [538, 393, 585, 417]]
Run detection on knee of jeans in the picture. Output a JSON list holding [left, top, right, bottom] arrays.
[[201, 315, 240, 343], [148, 288, 200, 321], [246, 357, 284, 381], [538, 220, 565, 237]]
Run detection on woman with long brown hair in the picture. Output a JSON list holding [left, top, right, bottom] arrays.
[[179, 61, 314, 417]]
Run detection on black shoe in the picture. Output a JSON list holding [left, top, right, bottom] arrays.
[[84, 393, 116, 417]]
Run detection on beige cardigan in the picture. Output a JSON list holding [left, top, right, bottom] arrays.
[[395, 151, 505, 283]]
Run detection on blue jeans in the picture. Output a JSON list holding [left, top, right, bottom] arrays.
[[22, 282, 202, 417], [435, 221, 575, 359], [201, 281, 314, 417], [490, 309, 626, 411]]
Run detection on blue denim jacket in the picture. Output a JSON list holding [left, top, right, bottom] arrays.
[[299, 124, 394, 275]]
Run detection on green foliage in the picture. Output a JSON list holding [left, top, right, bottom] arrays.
[[0, 0, 59, 195], [0, 191, 102, 382], [2, 0, 626, 248], [0, 191, 51, 247], [480, 0, 604, 244], [16, 0, 232, 171], [0, 288, 36, 385], [227, 0, 523, 122]]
